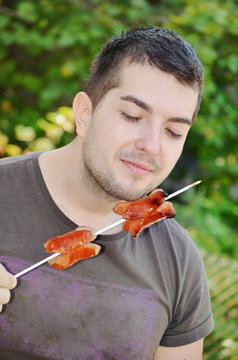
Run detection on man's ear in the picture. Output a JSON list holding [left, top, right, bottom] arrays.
[[73, 92, 92, 137]]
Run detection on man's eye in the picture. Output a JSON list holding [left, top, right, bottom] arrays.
[[121, 112, 141, 122], [166, 128, 181, 139]]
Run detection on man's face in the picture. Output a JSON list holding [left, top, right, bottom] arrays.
[[81, 63, 198, 202]]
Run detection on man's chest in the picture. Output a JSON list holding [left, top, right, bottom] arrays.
[[0, 255, 169, 360]]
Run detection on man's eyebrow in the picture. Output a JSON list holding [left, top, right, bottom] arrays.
[[167, 117, 192, 126], [120, 95, 153, 113], [120, 95, 192, 125]]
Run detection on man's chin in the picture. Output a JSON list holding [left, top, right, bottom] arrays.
[[108, 186, 152, 202]]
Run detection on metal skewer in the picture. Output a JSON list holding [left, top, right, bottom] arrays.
[[14, 180, 201, 278]]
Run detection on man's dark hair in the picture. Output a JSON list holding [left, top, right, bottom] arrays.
[[84, 26, 203, 120]]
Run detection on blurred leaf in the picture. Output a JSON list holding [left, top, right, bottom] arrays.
[[0, 14, 10, 28], [6, 144, 22, 156], [0, 131, 9, 156], [16, 1, 38, 22], [15, 124, 36, 142]]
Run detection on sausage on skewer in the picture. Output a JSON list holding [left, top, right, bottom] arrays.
[[113, 189, 176, 238], [44, 189, 176, 269], [44, 226, 100, 270]]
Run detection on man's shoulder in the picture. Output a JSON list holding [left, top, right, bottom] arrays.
[[149, 218, 203, 265], [0, 151, 41, 176], [0, 152, 43, 192], [151, 217, 191, 243], [0, 152, 41, 168]]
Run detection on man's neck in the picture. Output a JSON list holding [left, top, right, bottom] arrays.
[[38, 141, 123, 233]]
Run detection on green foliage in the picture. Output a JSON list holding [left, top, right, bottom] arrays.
[[202, 250, 238, 360], [0, 2, 237, 356], [174, 188, 238, 258], [0, 0, 237, 248]]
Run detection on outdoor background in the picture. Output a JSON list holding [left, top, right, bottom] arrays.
[[0, 0, 237, 358]]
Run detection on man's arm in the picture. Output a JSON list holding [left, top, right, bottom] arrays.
[[153, 338, 204, 360]]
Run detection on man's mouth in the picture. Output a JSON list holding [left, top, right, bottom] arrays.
[[121, 159, 153, 175]]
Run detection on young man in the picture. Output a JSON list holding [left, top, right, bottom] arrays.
[[0, 27, 213, 359]]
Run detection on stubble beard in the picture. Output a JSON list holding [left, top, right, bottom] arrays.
[[82, 157, 141, 202], [82, 148, 155, 203]]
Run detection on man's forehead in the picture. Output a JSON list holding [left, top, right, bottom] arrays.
[[118, 62, 197, 95], [117, 64, 197, 107]]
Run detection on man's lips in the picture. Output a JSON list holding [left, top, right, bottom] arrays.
[[121, 159, 153, 175]]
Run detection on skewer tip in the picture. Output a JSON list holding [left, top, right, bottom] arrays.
[[165, 180, 202, 200], [193, 180, 202, 185]]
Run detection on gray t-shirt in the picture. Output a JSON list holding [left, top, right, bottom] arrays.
[[0, 152, 213, 360]]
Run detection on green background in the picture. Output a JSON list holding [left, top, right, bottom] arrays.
[[0, 0, 237, 358]]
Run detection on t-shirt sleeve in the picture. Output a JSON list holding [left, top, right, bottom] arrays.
[[160, 236, 214, 347]]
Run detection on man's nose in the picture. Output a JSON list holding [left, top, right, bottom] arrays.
[[135, 126, 161, 156]]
